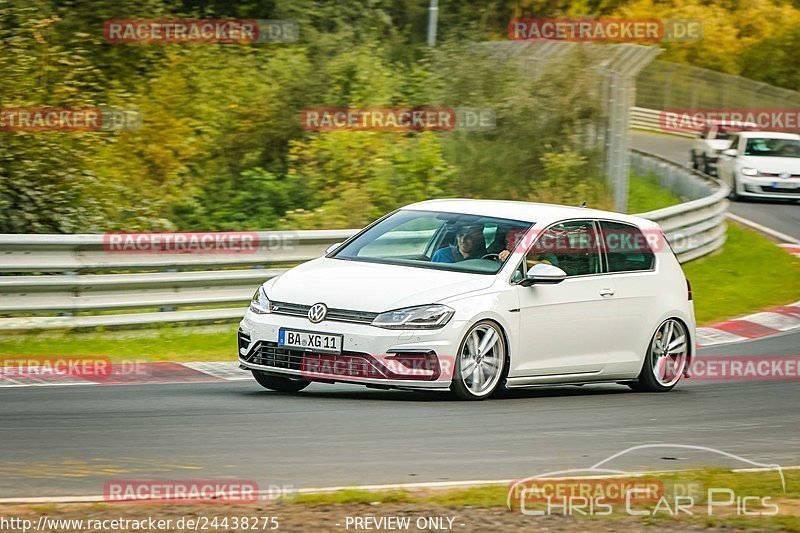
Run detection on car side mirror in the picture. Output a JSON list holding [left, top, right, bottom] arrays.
[[520, 263, 567, 286], [325, 242, 343, 255], [722, 148, 737, 157]]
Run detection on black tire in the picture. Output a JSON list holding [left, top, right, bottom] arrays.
[[627, 319, 688, 393], [450, 320, 507, 401], [690, 151, 699, 170], [252, 371, 311, 393]]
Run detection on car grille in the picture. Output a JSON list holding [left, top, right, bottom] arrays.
[[759, 172, 800, 178], [242, 341, 440, 381], [759, 185, 800, 195], [269, 300, 379, 324]]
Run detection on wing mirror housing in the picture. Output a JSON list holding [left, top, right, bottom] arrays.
[[520, 263, 567, 286], [722, 148, 738, 157]]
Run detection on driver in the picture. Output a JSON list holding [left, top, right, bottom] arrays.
[[431, 224, 486, 263]]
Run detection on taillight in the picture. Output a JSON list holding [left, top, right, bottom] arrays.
[[686, 278, 693, 300]]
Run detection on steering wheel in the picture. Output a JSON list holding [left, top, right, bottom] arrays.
[[481, 253, 500, 261]]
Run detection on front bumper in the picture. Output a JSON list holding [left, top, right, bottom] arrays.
[[738, 175, 800, 199], [238, 310, 462, 390]]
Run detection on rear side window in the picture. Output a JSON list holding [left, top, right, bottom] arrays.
[[599, 221, 655, 273], [527, 220, 602, 277]]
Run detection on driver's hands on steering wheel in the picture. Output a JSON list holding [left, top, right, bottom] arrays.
[[498, 250, 511, 261]]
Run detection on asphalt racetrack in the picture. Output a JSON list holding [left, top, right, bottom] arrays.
[[1, 329, 798, 499]]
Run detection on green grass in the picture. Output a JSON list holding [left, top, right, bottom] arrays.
[[684, 223, 800, 324], [285, 469, 800, 530], [288, 469, 797, 507], [628, 171, 683, 213], [0, 323, 237, 362]]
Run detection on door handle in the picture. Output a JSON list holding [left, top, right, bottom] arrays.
[[599, 288, 615, 297]]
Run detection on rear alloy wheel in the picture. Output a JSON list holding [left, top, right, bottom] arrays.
[[628, 319, 688, 392], [451, 321, 507, 400], [252, 370, 310, 393]]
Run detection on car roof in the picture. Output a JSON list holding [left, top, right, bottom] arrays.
[[402, 199, 654, 227], [735, 131, 800, 140]]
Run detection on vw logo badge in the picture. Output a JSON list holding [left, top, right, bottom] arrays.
[[779, 172, 790, 179], [308, 303, 327, 323]]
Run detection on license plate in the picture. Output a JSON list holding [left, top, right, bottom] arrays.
[[278, 329, 342, 354], [772, 181, 798, 189]]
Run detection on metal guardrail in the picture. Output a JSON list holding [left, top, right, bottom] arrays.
[[0, 230, 357, 331], [632, 149, 729, 263], [630, 106, 696, 137], [0, 162, 728, 330]]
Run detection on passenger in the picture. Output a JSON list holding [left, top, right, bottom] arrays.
[[498, 228, 559, 267], [431, 224, 486, 263]]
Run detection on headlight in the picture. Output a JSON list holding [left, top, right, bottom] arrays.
[[249, 286, 271, 314], [372, 304, 454, 329], [741, 167, 759, 176]]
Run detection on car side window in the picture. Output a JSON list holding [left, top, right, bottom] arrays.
[[599, 221, 655, 273], [527, 220, 601, 277]]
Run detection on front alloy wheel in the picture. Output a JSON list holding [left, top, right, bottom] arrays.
[[628, 318, 688, 392], [451, 321, 507, 400]]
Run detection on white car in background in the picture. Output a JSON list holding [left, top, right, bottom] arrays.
[[717, 131, 800, 201], [690, 120, 757, 175], [238, 200, 696, 400]]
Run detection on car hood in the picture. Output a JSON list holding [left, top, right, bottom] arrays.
[[266, 257, 496, 312], [738, 156, 800, 174]]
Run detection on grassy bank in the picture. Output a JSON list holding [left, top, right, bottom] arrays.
[[5, 468, 798, 532], [685, 223, 800, 324], [288, 468, 800, 531], [628, 171, 683, 212]]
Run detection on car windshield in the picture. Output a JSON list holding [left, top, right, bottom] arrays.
[[332, 209, 533, 275], [744, 138, 800, 158]]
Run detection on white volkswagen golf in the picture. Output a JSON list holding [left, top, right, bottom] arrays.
[[238, 199, 695, 400]]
